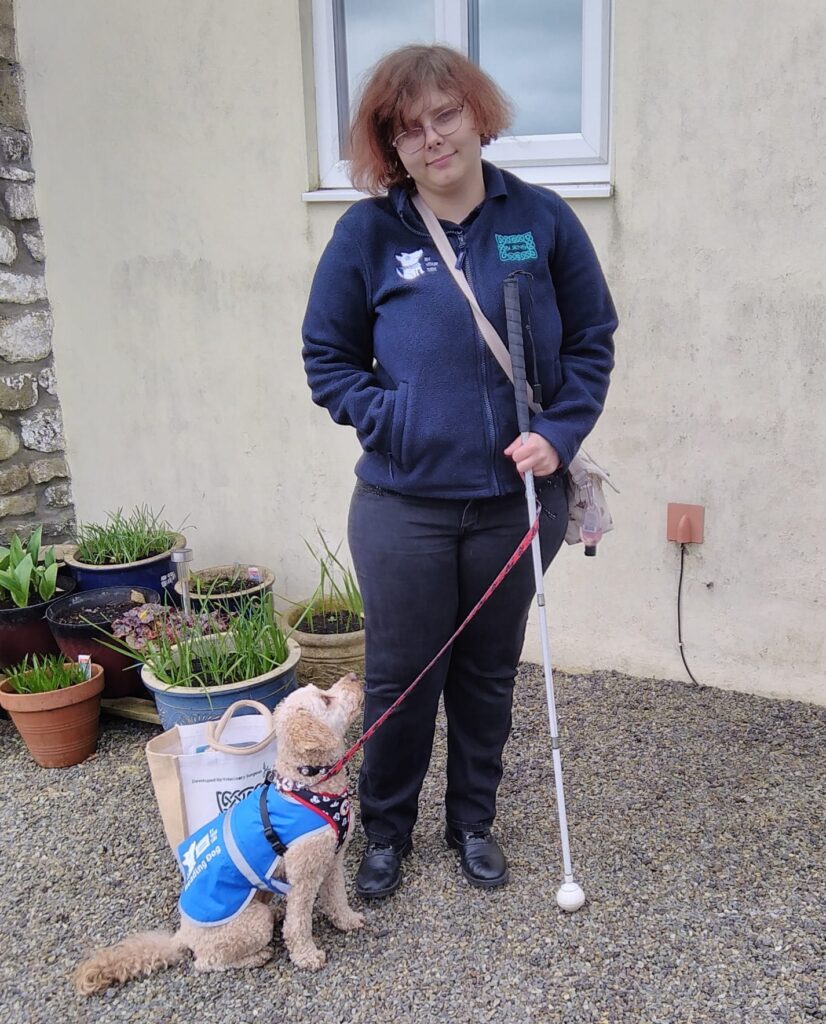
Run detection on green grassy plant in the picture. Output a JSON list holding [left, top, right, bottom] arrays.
[[109, 593, 290, 690], [3, 653, 86, 694], [73, 505, 179, 566], [289, 528, 363, 634], [190, 564, 247, 597], [0, 527, 59, 608]]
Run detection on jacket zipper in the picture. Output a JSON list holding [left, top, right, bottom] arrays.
[[402, 196, 504, 495], [460, 231, 501, 495]]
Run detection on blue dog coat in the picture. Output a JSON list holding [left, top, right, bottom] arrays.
[[177, 781, 350, 927]]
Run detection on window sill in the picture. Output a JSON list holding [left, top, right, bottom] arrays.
[[303, 182, 613, 203]]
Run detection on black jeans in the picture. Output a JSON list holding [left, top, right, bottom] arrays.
[[347, 475, 568, 845]]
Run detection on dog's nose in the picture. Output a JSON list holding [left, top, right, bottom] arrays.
[[336, 672, 363, 698]]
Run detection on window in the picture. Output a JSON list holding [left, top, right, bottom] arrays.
[[308, 0, 612, 199]]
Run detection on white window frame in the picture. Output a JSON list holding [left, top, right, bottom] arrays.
[[306, 0, 613, 201]]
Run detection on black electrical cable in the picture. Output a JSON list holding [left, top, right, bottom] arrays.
[[677, 542, 700, 685]]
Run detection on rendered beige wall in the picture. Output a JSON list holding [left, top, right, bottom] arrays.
[[14, 1, 825, 704]]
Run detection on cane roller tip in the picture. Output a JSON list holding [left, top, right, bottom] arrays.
[[556, 881, 586, 912]]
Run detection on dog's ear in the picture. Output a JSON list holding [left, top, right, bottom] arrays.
[[279, 708, 339, 762]]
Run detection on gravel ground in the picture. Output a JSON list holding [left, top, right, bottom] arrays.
[[1, 666, 824, 1024]]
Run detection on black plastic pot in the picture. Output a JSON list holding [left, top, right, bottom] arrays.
[[46, 586, 160, 698], [0, 573, 77, 670]]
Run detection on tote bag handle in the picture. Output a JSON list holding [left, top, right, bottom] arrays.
[[205, 699, 277, 755]]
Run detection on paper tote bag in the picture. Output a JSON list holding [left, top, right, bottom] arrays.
[[145, 699, 278, 852]]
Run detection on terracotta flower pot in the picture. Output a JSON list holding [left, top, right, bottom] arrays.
[[0, 663, 105, 768], [284, 601, 365, 689]]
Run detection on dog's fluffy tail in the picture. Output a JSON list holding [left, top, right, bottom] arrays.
[[74, 930, 188, 995]]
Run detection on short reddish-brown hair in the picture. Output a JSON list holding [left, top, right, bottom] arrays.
[[348, 44, 512, 195]]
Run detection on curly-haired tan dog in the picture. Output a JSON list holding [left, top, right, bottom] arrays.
[[75, 673, 364, 994]]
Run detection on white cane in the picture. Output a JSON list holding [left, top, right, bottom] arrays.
[[503, 277, 585, 913]]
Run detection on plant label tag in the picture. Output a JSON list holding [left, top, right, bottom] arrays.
[[78, 654, 92, 680], [248, 566, 261, 582]]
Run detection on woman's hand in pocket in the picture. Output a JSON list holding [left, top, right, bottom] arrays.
[[504, 433, 561, 477]]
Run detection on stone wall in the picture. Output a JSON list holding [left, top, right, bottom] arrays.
[[0, 0, 73, 545]]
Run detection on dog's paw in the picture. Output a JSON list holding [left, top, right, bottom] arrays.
[[332, 910, 365, 932], [239, 946, 274, 969], [290, 946, 326, 971]]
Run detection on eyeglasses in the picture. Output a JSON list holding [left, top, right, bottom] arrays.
[[392, 105, 464, 155]]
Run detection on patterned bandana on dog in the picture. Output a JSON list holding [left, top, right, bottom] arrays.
[[177, 778, 350, 927], [271, 771, 350, 851]]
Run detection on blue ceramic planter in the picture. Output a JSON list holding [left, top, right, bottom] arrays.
[[140, 636, 301, 729], [63, 535, 186, 604]]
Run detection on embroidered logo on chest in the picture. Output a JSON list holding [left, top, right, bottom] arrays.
[[495, 231, 538, 262], [395, 250, 439, 279]]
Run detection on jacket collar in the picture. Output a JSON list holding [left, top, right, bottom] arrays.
[[392, 159, 508, 232]]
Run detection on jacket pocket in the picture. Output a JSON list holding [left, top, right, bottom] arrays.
[[389, 380, 408, 462]]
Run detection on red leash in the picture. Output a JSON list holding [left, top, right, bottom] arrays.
[[319, 511, 541, 783]]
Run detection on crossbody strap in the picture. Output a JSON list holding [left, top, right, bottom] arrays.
[[411, 192, 542, 415]]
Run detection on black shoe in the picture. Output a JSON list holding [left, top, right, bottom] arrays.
[[446, 827, 509, 888], [356, 838, 413, 899]]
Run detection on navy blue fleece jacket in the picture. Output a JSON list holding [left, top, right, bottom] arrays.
[[302, 161, 617, 499]]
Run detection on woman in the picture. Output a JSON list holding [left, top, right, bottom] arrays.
[[302, 45, 616, 897]]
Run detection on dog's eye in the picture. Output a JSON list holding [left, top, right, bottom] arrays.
[[320, 693, 332, 706]]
